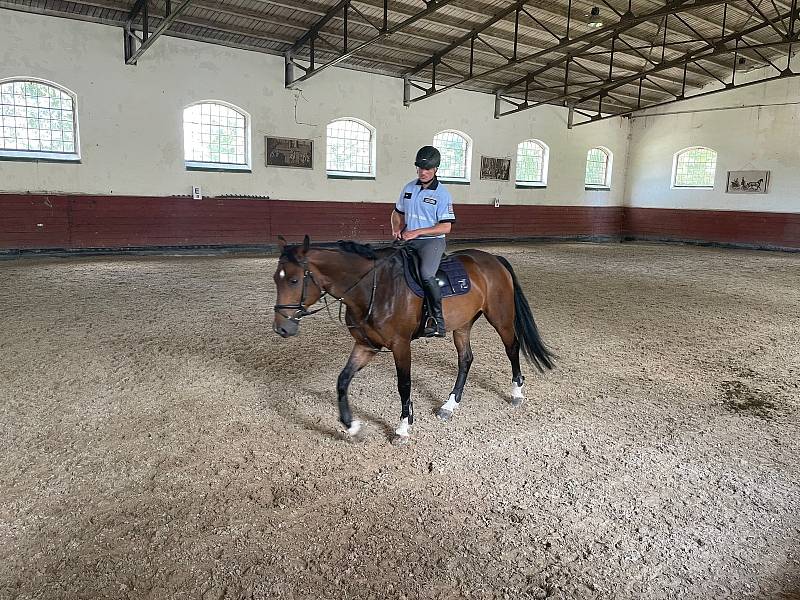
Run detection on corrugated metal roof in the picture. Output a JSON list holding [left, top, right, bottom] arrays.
[[1, 0, 793, 119]]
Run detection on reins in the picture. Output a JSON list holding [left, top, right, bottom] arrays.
[[273, 250, 395, 352]]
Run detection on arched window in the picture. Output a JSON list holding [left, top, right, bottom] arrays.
[[0, 78, 79, 161], [433, 129, 471, 182], [515, 139, 549, 186], [326, 117, 376, 177], [183, 101, 250, 170], [672, 146, 717, 188], [585, 147, 612, 188]]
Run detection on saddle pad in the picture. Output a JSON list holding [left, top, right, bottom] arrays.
[[403, 254, 471, 298]]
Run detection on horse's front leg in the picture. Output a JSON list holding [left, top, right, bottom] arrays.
[[337, 343, 376, 437], [392, 341, 413, 442]]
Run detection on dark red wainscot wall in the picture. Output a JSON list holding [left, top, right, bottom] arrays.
[[1, 194, 798, 251]]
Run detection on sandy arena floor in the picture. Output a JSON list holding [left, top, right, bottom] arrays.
[[1, 241, 798, 600]]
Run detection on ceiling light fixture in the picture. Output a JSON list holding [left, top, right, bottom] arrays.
[[587, 6, 603, 28]]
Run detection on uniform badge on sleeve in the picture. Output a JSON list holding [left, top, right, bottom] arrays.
[[404, 192, 412, 199]]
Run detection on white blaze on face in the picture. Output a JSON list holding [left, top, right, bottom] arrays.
[[278, 269, 285, 279]]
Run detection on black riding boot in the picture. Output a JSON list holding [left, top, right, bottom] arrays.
[[421, 277, 446, 337]]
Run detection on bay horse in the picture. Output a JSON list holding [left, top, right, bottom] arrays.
[[272, 235, 553, 441]]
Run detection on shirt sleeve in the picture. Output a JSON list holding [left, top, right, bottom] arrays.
[[395, 186, 407, 214], [437, 188, 456, 223]]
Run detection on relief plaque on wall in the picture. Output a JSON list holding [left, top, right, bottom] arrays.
[[266, 136, 313, 169], [479, 156, 511, 181], [726, 170, 770, 194]]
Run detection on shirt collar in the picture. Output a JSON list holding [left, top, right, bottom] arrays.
[[415, 176, 439, 190]]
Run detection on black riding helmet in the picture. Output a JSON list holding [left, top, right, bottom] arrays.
[[414, 145, 441, 169]]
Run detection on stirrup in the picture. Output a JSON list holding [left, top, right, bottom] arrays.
[[424, 317, 446, 338]]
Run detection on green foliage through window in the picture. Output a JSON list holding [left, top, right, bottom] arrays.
[[183, 102, 248, 166], [674, 147, 717, 187], [433, 131, 469, 180], [326, 119, 373, 174], [1, 80, 77, 155], [585, 147, 610, 187], [516, 140, 547, 183]]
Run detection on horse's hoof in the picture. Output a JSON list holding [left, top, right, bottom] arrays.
[[436, 408, 453, 421], [510, 396, 525, 407], [391, 435, 412, 447], [346, 419, 363, 437]]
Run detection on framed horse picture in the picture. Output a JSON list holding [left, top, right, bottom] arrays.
[[266, 136, 313, 169], [479, 156, 511, 180], [726, 170, 769, 194]]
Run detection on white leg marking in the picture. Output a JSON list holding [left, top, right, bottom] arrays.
[[347, 419, 362, 436], [395, 417, 411, 437], [442, 394, 459, 413], [512, 382, 525, 401]]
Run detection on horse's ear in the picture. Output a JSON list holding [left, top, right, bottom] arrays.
[[277, 235, 287, 249], [303, 235, 310, 252]]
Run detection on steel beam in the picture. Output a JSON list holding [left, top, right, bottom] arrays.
[[534, 29, 790, 110], [405, 0, 735, 105], [535, 38, 796, 123], [496, 2, 798, 119], [124, 0, 193, 64], [285, 0, 457, 87]]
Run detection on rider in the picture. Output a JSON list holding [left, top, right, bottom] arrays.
[[391, 145, 456, 338]]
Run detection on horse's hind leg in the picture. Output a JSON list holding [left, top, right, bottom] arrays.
[[337, 343, 376, 436], [437, 326, 474, 421], [483, 305, 526, 406], [505, 337, 526, 406]]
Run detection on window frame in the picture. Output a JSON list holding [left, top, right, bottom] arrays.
[[0, 77, 81, 162], [584, 146, 613, 190], [515, 139, 549, 188], [325, 117, 377, 179], [433, 129, 472, 184], [671, 146, 717, 189], [183, 100, 251, 172]]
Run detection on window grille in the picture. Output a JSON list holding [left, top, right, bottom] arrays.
[[585, 147, 612, 187], [326, 118, 375, 176], [673, 147, 717, 188], [516, 139, 548, 185], [183, 101, 249, 169], [433, 130, 470, 181], [0, 78, 79, 160]]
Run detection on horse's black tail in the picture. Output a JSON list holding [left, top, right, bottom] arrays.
[[495, 255, 555, 372]]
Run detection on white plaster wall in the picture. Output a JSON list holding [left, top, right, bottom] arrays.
[[0, 11, 628, 207], [626, 58, 800, 213]]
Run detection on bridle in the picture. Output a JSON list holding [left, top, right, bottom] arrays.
[[273, 257, 329, 323], [273, 255, 379, 325]]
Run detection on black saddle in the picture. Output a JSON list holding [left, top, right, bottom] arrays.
[[399, 246, 471, 299]]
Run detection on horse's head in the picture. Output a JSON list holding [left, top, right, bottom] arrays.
[[272, 235, 323, 338]]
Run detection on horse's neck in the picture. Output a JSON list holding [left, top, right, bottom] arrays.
[[310, 250, 374, 297]]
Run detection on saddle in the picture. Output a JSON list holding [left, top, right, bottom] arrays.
[[399, 246, 471, 299]]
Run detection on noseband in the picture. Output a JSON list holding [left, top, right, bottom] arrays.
[[273, 258, 329, 323], [273, 256, 380, 324]]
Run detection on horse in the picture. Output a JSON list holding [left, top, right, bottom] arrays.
[[272, 235, 554, 442]]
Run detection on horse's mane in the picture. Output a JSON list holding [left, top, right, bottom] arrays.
[[280, 239, 390, 264], [335, 240, 378, 259]]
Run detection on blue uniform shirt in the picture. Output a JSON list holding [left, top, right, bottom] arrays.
[[394, 177, 456, 239]]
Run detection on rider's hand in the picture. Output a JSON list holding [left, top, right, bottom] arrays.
[[401, 229, 418, 241]]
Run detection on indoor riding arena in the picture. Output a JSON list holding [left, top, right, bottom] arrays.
[[1, 2, 798, 600]]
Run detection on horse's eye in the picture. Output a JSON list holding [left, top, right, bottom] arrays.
[[289, 278, 299, 285]]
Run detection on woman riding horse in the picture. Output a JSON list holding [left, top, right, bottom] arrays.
[[273, 236, 554, 442]]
